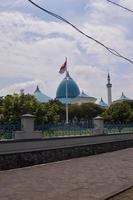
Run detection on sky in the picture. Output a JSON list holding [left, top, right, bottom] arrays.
[[0, 0, 133, 102]]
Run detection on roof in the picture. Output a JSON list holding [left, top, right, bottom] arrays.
[[114, 92, 131, 103], [78, 91, 89, 98], [71, 91, 97, 104], [98, 98, 108, 108], [34, 86, 51, 103], [57, 98, 72, 104], [118, 92, 129, 101]]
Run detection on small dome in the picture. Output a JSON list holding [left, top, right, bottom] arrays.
[[56, 72, 80, 99], [118, 92, 129, 101], [34, 85, 51, 103], [113, 92, 131, 103], [98, 98, 108, 108]]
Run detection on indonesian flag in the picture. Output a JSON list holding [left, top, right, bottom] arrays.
[[59, 58, 67, 74]]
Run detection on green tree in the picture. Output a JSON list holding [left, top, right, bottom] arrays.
[[45, 100, 64, 123], [102, 102, 133, 123], [69, 103, 104, 121], [1, 94, 39, 123]]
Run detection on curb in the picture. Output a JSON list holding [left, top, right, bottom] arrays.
[[103, 184, 133, 200]]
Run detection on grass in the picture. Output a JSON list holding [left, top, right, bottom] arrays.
[[0, 132, 12, 139], [107, 127, 133, 134], [42, 129, 93, 137], [42, 127, 133, 138]]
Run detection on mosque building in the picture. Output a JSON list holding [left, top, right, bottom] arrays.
[[33, 72, 132, 107]]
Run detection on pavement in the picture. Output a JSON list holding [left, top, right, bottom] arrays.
[[1, 148, 133, 200], [109, 187, 133, 200]]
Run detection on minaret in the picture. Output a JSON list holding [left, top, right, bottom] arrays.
[[106, 73, 112, 106]]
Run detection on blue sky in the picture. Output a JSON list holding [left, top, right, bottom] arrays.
[[0, 0, 133, 102]]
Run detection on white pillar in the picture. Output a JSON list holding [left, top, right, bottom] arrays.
[[21, 114, 35, 134], [93, 116, 104, 135], [15, 114, 42, 140]]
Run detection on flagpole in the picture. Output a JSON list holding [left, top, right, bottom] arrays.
[[65, 57, 69, 124]]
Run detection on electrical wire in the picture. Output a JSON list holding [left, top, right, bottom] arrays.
[[107, 0, 133, 14], [28, 0, 133, 64]]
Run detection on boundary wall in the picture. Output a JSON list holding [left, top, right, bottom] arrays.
[[1, 133, 133, 170]]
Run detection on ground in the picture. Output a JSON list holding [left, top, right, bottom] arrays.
[[0, 148, 133, 200], [109, 187, 133, 200]]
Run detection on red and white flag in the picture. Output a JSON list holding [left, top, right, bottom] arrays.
[[59, 58, 67, 74]]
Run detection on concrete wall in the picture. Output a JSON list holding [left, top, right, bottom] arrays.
[[1, 133, 133, 155], [1, 133, 133, 170]]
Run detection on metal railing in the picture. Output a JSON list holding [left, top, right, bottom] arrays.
[[0, 121, 133, 140], [0, 122, 21, 139], [104, 123, 133, 134], [34, 122, 94, 137]]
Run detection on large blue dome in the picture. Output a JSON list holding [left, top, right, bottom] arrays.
[[56, 72, 80, 99]]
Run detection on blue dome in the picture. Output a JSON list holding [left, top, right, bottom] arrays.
[[34, 86, 51, 103], [56, 72, 80, 99]]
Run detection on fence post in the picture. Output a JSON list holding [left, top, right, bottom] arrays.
[[93, 116, 104, 135], [15, 114, 42, 139], [21, 114, 34, 134]]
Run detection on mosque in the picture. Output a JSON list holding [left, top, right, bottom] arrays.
[[33, 71, 132, 108]]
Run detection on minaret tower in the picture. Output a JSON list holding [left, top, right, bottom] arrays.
[[106, 73, 112, 106]]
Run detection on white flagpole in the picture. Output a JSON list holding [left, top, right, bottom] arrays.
[[65, 57, 69, 124]]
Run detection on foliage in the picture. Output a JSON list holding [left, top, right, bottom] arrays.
[[69, 102, 104, 122], [102, 101, 133, 123], [0, 94, 38, 122], [45, 99, 65, 123], [0, 94, 105, 123], [0, 94, 64, 123], [1, 93, 133, 124]]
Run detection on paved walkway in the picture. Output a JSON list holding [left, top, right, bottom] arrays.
[[109, 187, 133, 200], [1, 148, 133, 200]]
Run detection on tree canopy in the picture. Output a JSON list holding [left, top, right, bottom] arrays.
[[102, 101, 133, 123], [0, 94, 133, 124], [0, 94, 104, 123]]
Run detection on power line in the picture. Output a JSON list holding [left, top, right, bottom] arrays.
[[107, 0, 133, 14], [28, 0, 133, 64]]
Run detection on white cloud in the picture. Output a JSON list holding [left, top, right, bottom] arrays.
[[0, 79, 42, 96]]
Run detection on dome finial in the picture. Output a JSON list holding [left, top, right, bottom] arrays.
[[35, 85, 40, 93], [66, 71, 71, 79], [107, 73, 111, 83], [122, 91, 124, 96]]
